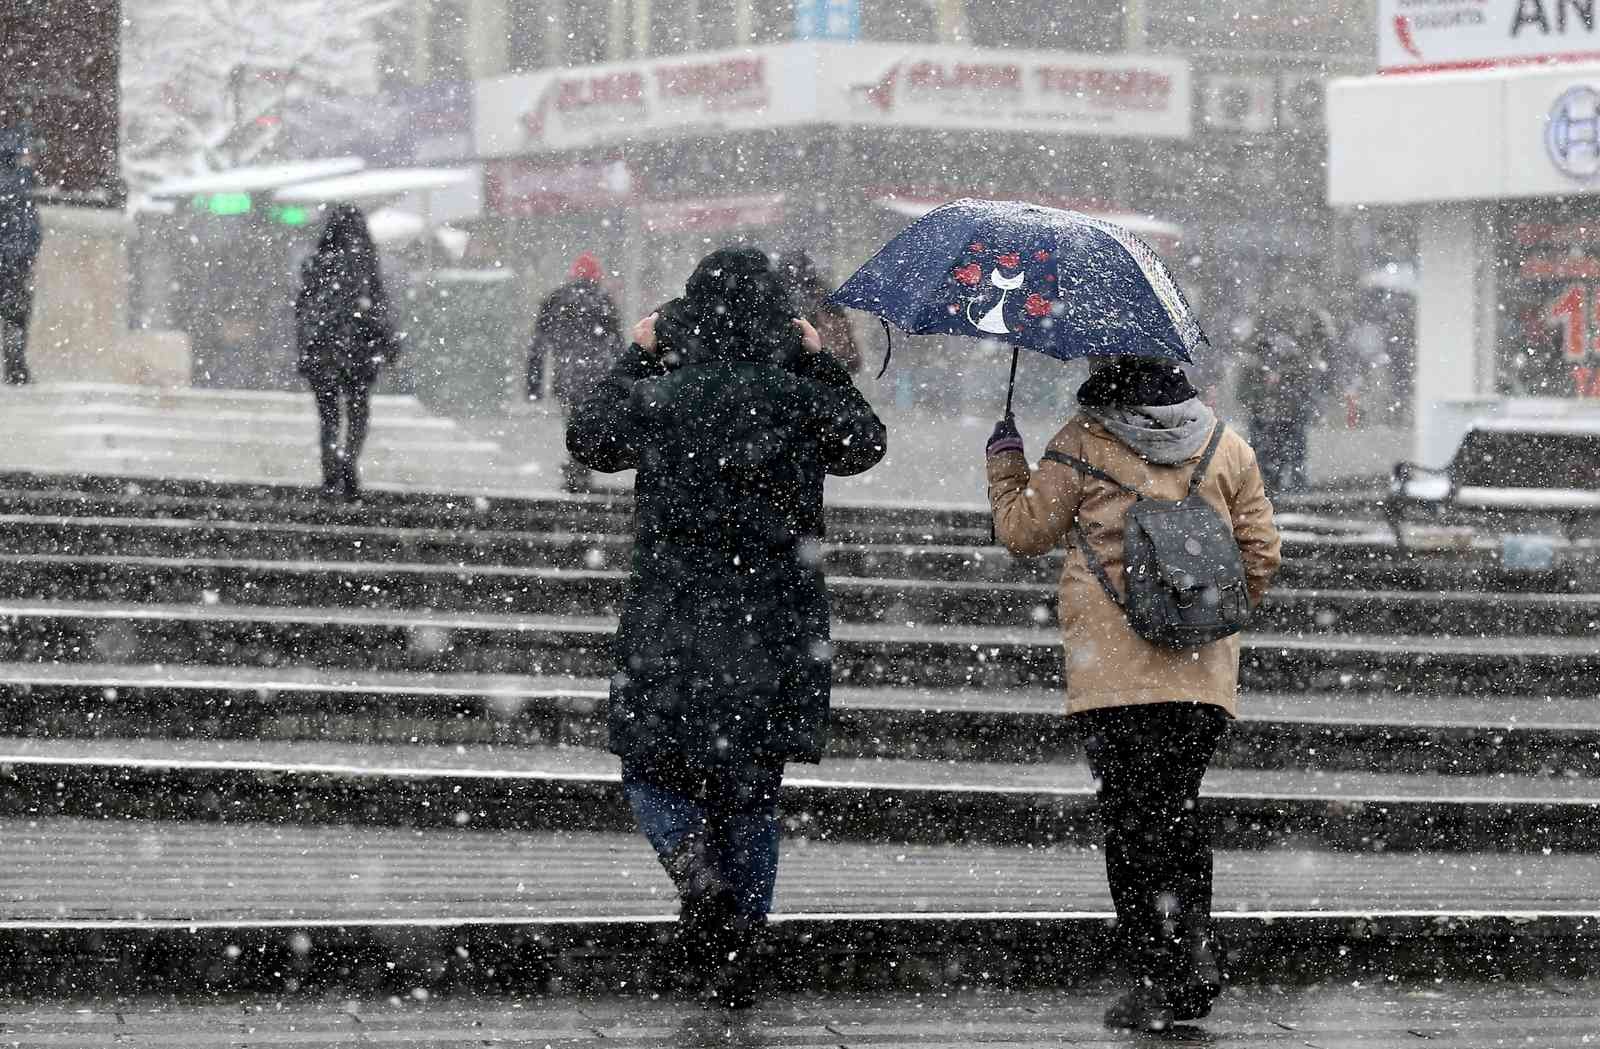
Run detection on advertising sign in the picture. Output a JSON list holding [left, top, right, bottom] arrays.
[[476, 43, 1191, 157], [1494, 201, 1600, 398], [477, 46, 816, 157], [1380, 0, 1600, 74], [827, 45, 1190, 140]]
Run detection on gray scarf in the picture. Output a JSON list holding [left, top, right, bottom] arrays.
[[1080, 398, 1217, 465]]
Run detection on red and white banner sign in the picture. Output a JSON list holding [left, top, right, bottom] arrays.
[[824, 45, 1189, 139], [1380, 0, 1600, 74], [476, 43, 1190, 157]]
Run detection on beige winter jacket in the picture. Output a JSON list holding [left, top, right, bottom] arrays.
[[987, 414, 1282, 718]]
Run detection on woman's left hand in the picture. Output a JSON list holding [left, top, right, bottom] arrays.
[[793, 317, 822, 353], [631, 313, 659, 353]]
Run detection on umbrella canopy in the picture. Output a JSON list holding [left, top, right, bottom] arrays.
[[830, 198, 1208, 366]]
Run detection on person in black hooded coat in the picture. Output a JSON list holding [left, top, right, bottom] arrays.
[[566, 247, 885, 1007], [294, 203, 401, 499], [0, 126, 41, 386]]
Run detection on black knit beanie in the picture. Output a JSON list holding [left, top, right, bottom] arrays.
[[1076, 356, 1197, 408]]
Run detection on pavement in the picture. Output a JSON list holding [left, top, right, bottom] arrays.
[[2, 981, 1598, 1047]]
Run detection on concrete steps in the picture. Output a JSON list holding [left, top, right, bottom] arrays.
[[0, 817, 1592, 996], [0, 663, 1594, 777], [0, 735, 1594, 852], [1, 550, 1595, 638], [0, 598, 1592, 697], [0, 464, 1589, 996]]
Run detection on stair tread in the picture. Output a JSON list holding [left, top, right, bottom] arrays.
[[0, 816, 1593, 923], [2, 663, 1597, 730], [1, 734, 1595, 804], [0, 597, 1593, 657]]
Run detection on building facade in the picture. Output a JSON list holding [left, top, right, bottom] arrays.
[[368, 1, 1374, 415]]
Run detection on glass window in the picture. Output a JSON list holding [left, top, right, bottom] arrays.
[[649, 0, 693, 54], [375, 4, 419, 90], [508, 3, 550, 72], [428, 0, 469, 81], [751, 0, 795, 44], [963, 0, 1121, 52], [565, 0, 611, 65], [862, 0, 936, 43], [698, 0, 737, 49]]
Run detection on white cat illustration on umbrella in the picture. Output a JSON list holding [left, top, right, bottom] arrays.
[[967, 266, 1026, 334]]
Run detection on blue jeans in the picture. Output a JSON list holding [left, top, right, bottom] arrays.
[[620, 756, 784, 922]]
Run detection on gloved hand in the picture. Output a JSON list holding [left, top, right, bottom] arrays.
[[986, 415, 1025, 457]]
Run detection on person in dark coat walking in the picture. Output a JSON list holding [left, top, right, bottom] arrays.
[[1236, 308, 1329, 494], [776, 249, 862, 373], [0, 126, 42, 386], [294, 203, 401, 499], [529, 252, 623, 491], [567, 247, 886, 1008]]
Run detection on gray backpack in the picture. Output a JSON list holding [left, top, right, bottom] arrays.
[[1043, 423, 1251, 649]]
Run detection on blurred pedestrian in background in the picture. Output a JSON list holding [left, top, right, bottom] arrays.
[[985, 356, 1281, 1032], [528, 251, 623, 492], [0, 125, 41, 386], [294, 203, 401, 500], [776, 249, 862, 373], [1236, 307, 1330, 493], [567, 247, 885, 1009]]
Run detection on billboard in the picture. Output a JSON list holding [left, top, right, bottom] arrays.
[[1380, 0, 1600, 74], [476, 43, 1190, 157]]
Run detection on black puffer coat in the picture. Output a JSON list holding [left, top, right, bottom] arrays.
[[0, 132, 40, 325], [567, 252, 886, 767], [294, 204, 400, 388]]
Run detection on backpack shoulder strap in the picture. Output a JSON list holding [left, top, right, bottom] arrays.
[[1071, 523, 1126, 610], [1186, 423, 1227, 498], [1041, 449, 1145, 499]]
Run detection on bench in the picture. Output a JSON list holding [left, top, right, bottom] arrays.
[[1386, 419, 1600, 563]]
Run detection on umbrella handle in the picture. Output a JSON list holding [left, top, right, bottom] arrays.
[[1003, 345, 1020, 419], [992, 345, 1023, 549], [876, 319, 893, 379]]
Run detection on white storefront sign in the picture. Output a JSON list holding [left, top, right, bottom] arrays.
[[475, 43, 1190, 157], [1329, 62, 1600, 203], [1379, 0, 1600, 74]]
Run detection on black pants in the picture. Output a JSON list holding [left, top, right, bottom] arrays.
[[1076, 702, 1227, 983], [1, 286, 29, 385], [310, 381, 371, 490], [1250, 415, 1308, 494]]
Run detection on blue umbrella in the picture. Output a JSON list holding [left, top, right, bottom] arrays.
[[830, 198, 1208, 415]]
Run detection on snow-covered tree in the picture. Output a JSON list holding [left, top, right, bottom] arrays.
[[120, 0, 396, 189]]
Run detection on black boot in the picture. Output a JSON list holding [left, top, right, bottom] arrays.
[[1103, 981, 1176, 1032], [660, 837, 735, 991], [705, 916, 766, 1010], [1169, 917, 1223, 1020]]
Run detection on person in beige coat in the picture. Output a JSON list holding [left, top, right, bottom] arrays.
[[985, 355, 1281, 1032]]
